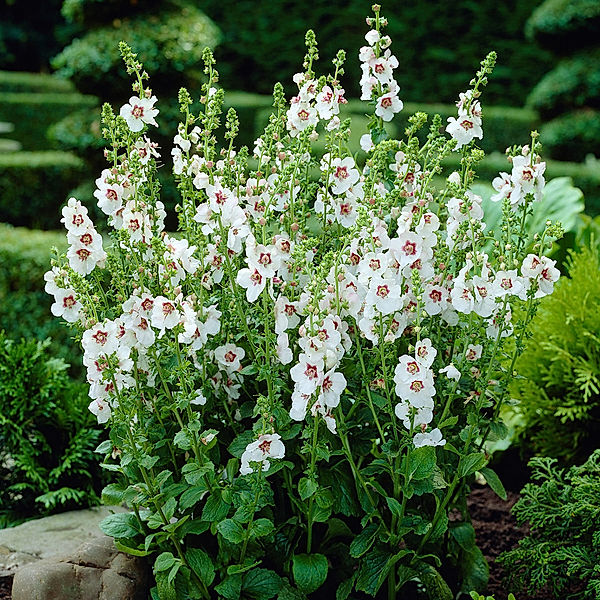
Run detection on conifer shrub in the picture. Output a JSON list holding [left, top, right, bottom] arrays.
[[511, 246, 600, 463]]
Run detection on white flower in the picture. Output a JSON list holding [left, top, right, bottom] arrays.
[[50, 288, 82, 323], [82, 321, 119, 359], [89, 399, 111, 424], [214, 343, 245, 373], [119, 95, 159, 132], [413, 428, 446, 448], [364, 29, 380, 45], [191, 390, 207, 406], [445, 114, 483, 149], [291, 353, 324, 395], [440, 364, 461, 381], [151, 296, 181, 333], [276, 332, 293, 365], [61, 197, 91, 235], [240, 433, 285, 475], [330, 157, 360, 195], [415, 338, 437, 368], [465, 344, 483, 361], [237, 266, 266, 302], [318, 369, 346, 408], [375, 88, 403, 121], [360, 133, 374, 152]]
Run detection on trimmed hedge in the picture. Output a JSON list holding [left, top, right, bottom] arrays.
[[0, 70, 75, 94], [527, 49, 600, 118], [540, 109, 600, 162], [442, 152, 600, 216], [0, 92, 98, 151], [526, 0, 600, 52], [0, 151, 86, 229], [0, 224, 80, 372], [52, 0, 220, 98]]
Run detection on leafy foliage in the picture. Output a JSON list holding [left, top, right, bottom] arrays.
[[0, 151, 86, 229], [499, 451, 600, 599], [52, 0, 220, 98], [195, 0, 553, 105], [511, 246, 600, 462], [0, 334, 104, 527], [539, 109, 600, 162]]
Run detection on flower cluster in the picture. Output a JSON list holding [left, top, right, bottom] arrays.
[[44, 11, 565, 599]]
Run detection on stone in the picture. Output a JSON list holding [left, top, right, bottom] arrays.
[[0, 505, 128, 575], [12, 535, 149, 600]]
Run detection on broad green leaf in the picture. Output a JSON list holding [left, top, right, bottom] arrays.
[[99, 512, 139, 539], [228, 431, 255, 458], [243, 567, 282, 599], [186, 548, 215, 586], [215, 573, 243, 600], [480, 467, 507, 501], [156, 571, 177, 600], [201, 492, 230, 522], [416, 562, 453, 600], [250, 518, 275, 539], [298, 477, 318, 500], [154, 552, 176, 573], [459, 546, 489, 593], [459, 452, 488, 478], [349, 523, 379, 558], [354, 548, 391, 596], [449, 522, 476, 552], [101, 483, 125, 505], [217, 519, 245, 544], [408, 446, 437, 480], [292, 553, 328, 594], [336, 576, 355, 600]]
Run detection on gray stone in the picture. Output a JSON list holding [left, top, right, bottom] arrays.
[[12, 535, 149, 600], [0, 505, 128, 574]]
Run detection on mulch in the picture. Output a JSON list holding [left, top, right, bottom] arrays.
[[0, 577, 11, 600]]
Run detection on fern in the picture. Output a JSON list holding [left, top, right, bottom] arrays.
[[499, 451, 600, 599]]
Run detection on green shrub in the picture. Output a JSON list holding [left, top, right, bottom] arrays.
[[510, 246, 600, 463], [539, 109, 600, 162], [52, 0, 220, 97], [0, 70, 75, 94], [0, 224, 83, 372], [0, 151, 86, 228], [527, 50, 600, 118], [498, 451, 600, 599], [0, 333, 104, 528], [0, 92, 98, 150], [196, 0, 553, 106], [526, 0, 600, 51]]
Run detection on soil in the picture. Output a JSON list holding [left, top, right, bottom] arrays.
[[0, 577, 11, 600]]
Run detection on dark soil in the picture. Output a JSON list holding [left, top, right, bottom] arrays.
[[0, 576, 11, 600]]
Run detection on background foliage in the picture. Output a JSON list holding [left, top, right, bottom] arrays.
[[0, 333, 104, 527]]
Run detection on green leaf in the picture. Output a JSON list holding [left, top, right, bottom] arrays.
[[250, 518, 274, 539], [355, 548, 390, 596], [174, 429, 191, 450], [95, 439, 112, 454], [292, 553, 328, 594], [243, 568, 282, 599], [227, 561, 260, 575], [154, 552, 177, 573], [458, 452, 488, 478], [228, 431, 255, 458], [336, 576, 355, 600], [480, 467, 507, 501], [450, 522, 476, 552], [240, 364, 258, 375], [459, 546, 489, 593], [349, 523, 379, 558], [277, 581, 307, 600], [408, 446, 437, 480], [416, 562, 453, 600], [298, 477, 318, 500], [186, 548, 215, 586], [438, 416, 458, 429], [180, 486, 206, 510], [217, 519, 245, 544], [114, 541, 150, 557], [215, 573, 243, 600], [101, 483, 125, 505], [99, 512, 139, 539], [385, 497, 403, 518], [156, 571, 177, 600], [201, 492, 230, 522]]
